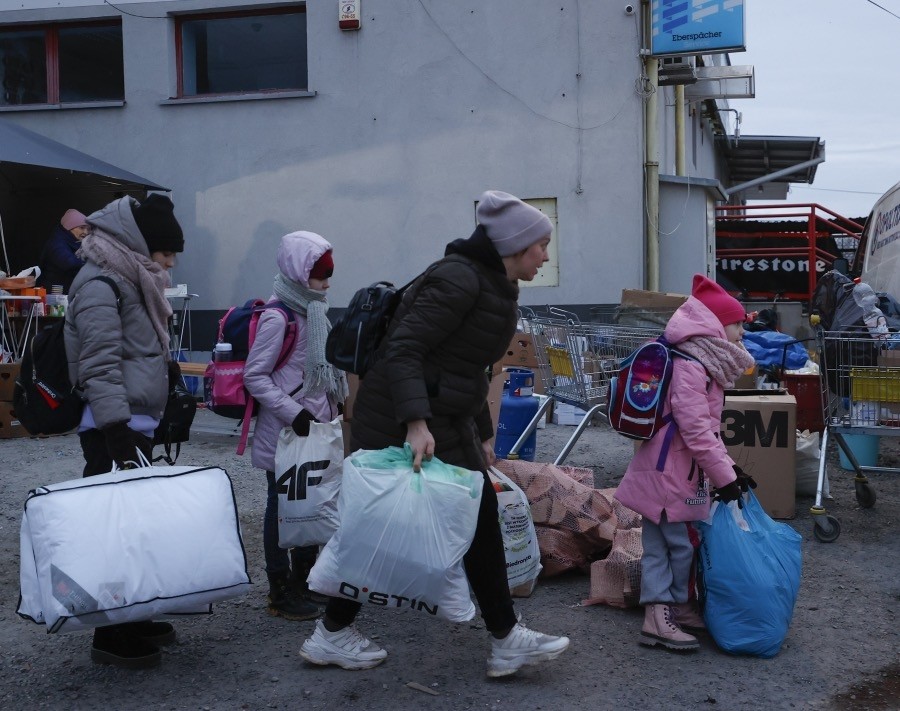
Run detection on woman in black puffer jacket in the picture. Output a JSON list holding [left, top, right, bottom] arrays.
[[300, 191, 570, 678]]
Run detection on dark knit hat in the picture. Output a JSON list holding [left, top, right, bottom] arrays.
[[476, 190, 553, 257], [309, 250, 334, 280], [131, 194, 184, 253], [692, 274, 746, 326]]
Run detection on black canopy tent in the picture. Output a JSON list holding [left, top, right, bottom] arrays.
[[0, 118, 167, 275]]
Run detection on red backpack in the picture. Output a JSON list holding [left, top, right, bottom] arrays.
[[205, 299, 297, 455]]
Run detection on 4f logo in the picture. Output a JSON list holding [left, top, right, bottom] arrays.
[[277, 460, 330, 501]]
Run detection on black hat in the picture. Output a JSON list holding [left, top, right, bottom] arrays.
[[131, 194, 185, 253]]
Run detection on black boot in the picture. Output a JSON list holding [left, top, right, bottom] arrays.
[[289, 547, 328, 604], [267, 572, 320, 621], [91, 624, 161, 669], [131, 620, 177, 645]]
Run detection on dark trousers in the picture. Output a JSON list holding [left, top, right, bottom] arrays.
[[325, 474, 517, 633], [264, 470, 317, 577], [79, 427, 154, 642], [79, 428, 152, 478]]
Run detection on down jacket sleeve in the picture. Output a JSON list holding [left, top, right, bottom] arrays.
[[383, 262, 480, 424], [668, 359, 737, 490]]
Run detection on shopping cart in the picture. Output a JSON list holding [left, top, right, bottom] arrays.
[[506, 308, 662, 464], [810, 326, 900, 542]]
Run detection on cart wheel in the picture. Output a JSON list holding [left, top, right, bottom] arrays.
[[813, 515, 841, 543], [855, 482, 876, 509]]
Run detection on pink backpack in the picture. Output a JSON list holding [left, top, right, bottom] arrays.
[[205, 299, 297, 454]]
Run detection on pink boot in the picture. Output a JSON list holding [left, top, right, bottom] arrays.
[[671, 601, 706, 631], [640, 603, 699, 650]]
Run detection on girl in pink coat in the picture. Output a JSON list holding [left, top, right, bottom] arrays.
[[614, 274, 755, 650], [244, 231, 348, 622]]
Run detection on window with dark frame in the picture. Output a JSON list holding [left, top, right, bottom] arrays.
[[0, 20, 123, 107], [176, 7, 307, 98]]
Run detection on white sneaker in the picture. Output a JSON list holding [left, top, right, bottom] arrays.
[[486, 623, 570, 678], [299, 620, 387, 670]]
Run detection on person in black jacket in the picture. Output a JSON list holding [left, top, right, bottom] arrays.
[[37, 209, 90, 293], [300, 190, 570, 678]]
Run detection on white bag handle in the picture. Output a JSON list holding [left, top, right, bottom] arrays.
[[111, 447, 153, 472]]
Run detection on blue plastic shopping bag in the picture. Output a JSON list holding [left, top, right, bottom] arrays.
[[697, 491, 802, 658]]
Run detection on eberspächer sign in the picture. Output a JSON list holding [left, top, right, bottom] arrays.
[[651, 0, 746, 57]]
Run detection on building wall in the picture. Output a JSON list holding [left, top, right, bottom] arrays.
[[1, 0, 654, 314]]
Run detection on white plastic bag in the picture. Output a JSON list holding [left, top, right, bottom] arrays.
[[307, 445, 483, 622], [487, 467, 542, 594], [274, 419, 344, 548], [795, 429, 830, 498], [18, 461, 251, 633]]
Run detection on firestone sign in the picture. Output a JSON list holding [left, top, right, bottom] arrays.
[[651, 0, 746, 57]]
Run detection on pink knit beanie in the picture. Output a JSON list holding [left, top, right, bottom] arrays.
[[61, 209, 88, 231], [692, 274, 746, 326]]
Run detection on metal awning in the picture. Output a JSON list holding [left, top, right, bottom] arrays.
[[716, 135, 825, 199], [0, 118, 167, 193]]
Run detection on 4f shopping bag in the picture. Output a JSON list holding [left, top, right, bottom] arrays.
[[697, 491, 802, 658], [488, 467, 542, 594], [275, 419, 344, 548], [18, 459, 251, 633], [307, 445, 483, 622]]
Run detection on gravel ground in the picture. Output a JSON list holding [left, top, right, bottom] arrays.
[[1, 409, 899, 711]]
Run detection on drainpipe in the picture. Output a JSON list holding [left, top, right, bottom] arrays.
[[643, 6, 659, 291], [675, 85, 686, 176]]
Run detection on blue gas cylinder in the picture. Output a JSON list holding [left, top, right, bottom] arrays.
[[494, 368, 540, 461]]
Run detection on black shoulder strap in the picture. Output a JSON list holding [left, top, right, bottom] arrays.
[[87, 275, 123, 314]]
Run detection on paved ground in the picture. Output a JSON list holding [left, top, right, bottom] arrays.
[[1, 408, 899, 710]]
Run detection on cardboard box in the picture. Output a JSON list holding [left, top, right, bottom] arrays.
[[0, 363, 20, 402], [343, 373, 359, 422], [730, 364, 757, 390], [620, 288, 688, 311], [552, 402, 591, 426], [500, 332, 545, 393], [721, 392, 797, 519], [618, 289, 687, 329], [0, 401, 27, 439]]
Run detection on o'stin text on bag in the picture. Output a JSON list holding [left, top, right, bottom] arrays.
[[338, 582, 438, 615]]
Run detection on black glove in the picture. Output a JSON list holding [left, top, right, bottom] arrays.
[[714, 480, 742, 505], [167, 359, 182, 393], [103, 421, 139, 469], [291, 409, 316, 437], [733, 464, 758, 492]]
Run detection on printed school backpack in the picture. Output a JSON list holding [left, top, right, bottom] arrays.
[[607, 337, 700, 468], [205, 299, 297, 455], [13, 276, 121, 436]]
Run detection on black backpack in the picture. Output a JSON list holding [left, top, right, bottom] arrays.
[[13, 276, 121, 436], [325, 281, 407, 376]]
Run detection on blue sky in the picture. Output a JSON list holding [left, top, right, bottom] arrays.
[[729, 0, 900, 220]]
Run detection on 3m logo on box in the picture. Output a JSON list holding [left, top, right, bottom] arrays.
[[721, 409, 790, 448]]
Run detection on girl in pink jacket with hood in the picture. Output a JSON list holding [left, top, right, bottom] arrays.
[[244, 231, 348, 622], [614, 274, 755, 650]]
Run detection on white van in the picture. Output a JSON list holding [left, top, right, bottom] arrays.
[[855, 179, 900, 298]]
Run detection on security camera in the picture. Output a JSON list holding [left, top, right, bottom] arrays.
[[624, 4, 635, 15]]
